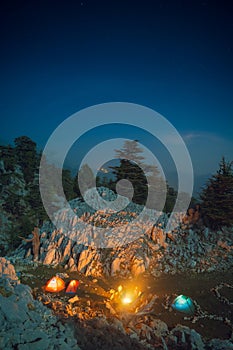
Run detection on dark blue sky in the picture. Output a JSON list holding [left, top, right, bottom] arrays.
[[1, 0, 233, 181]]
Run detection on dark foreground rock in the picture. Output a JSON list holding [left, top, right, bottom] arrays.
[[0, 257, 80, 350]]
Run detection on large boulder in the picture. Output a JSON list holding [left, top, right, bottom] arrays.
[[0, 256, 19, 282], [169, 324, 205, 350], [131, 257, 146, 277]]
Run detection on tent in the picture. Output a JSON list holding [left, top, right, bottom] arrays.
[[44, 276, 66, 293], [65, 279, 79, 294], [172, 295, 195, 314]]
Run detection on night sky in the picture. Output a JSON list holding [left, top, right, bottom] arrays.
[[1, 0, 233, 187]]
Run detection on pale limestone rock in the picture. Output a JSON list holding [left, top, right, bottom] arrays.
[[57, 235, 64, 247], [50, 230, 57, 241], [68, 295, 79, 304], [40, 232, 47, 239], [43, 248, 56, 265], [25, 248, 31, 258], [77, 248, 96, 273], [111, 257, 122, 276], [149, 319, 168, 337], [0, 257, 18, 281], [63, 239, 72, 258], [68, 257, 76, 271], [131, 257, 145, 276]]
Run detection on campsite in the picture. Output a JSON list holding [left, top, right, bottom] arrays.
[[1, 0, 233, 349], [17, 263, 233, 342]]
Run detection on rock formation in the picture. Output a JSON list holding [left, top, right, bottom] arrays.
[[20, 226, 40, 260], [0, 258, 80, 350], [11, 187, 233, 278]]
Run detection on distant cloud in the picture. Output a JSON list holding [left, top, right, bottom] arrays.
[[182, 132, 203, 142], [182, 132, 224, 144]]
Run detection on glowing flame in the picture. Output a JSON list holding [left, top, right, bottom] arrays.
[[122, 295, 133, 305], [115, 285, 142, 307], [118, 285, 123, 293]]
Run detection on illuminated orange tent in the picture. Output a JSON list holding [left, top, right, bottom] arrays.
[[65, 280, 79, 294], [44, 276, 66, 293]]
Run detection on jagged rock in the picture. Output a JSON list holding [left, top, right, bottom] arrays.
[[152, 227, 167, 248], [43, 248, 57, 265], [182, 206, 200, 226], [68, 295, 80, 304], [170, 324, 205, 350], [25, 248, 31, 259], [167, 232, 176, 241], [0, 257, 19, 282], [203, 227, 209, 239], [205, 338, 233, 349], [131, 257, 146, 276], [62, 239, 72, 258], [77, 248, 102, 276], [78, 248, 94, 272], [189, 260, 197, 268], [111, 257, 122, 276], [217, 240, 232, 251], [149, 319, 168, 338], [0, 258, 81, 350], [67, 256, 76, 270], [20, 227, 40, 261], [109, 317, 126, 334], [11, 187, 233, 277]]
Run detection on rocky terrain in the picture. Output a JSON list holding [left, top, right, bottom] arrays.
[[2, 187, 232, 349], [12, 187, 233, 278], [1, 258, 233, 349], [0, 257, 80, 350]]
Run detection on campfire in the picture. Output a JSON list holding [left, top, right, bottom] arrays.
[[109, 284, 143, 313], [121, 295, 133, 305]]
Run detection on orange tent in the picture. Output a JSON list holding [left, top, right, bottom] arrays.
[[65, 279, 79, 294], [44, 276, 66, 292]]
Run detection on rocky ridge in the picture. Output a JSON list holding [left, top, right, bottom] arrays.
[[12, 187, 233, 278]]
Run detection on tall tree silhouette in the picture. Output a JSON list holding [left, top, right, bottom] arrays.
[[14, 136, 38, 184], [111, 141, 149, 205], [200, 157, 233, 229]]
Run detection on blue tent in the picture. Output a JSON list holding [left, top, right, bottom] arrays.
[[172, 295, 195, 314]]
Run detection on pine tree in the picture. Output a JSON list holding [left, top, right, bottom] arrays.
[[110, 141, 145, 204], [200, 157, 233, 229], [114, 140, 145, 163], [110, 141, 148, 205], [62, 169, 75, 200], [163, 183, 177, 213], [0, 145, 15, 171], [14, 136, 38, 184]]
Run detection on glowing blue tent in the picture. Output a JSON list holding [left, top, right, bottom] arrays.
[[172, 295, 195, 314]]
